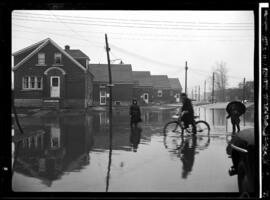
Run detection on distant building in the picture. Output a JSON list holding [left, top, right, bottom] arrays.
[[89, 64, 134, 106], [12, 38, 94, 109], [132, 71, 153, 105], [169, 78, 182, 103], [151, 75, 171, 104]]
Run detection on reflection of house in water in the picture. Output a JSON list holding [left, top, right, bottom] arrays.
[[13, 114, 93, 187]]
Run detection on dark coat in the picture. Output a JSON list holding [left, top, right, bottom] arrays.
[[129, 104, 142, 123], [181, 98, 194, 125]]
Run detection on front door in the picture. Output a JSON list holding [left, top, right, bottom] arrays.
[[143, 93, 149, 104], [50, 76, 60, 98], [100, 90, 106, 105]]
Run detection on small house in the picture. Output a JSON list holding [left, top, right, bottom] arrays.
[[132, 71, 153, 105], [151, 75, 171, 104], [89, 64, 134, 106], [12, 38, 94, 109], [169, 78, 182, 103]]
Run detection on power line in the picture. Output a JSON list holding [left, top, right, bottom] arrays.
[[12, 22, 254, 39], [13, 12, 254, 26], [12, 22, 254, 41], [12, 16, 254, 31], [13, 25, 254, 43], [109, 43, 186, 68]]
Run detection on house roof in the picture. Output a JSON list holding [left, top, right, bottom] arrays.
[[65, 49, 89, 59], [132, 71, 153, 87], [169, 78, 182, 90], [89, 64, 133, 83], [151, 75, 171, 89], [12, 38, 87, 72], [12, 38, 50, 56]]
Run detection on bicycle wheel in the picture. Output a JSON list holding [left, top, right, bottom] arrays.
[[195, 120, 210, 136], [163, 121, 181, 136]]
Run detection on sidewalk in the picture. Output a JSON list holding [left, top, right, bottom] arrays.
[[197, 102, 254, 109]]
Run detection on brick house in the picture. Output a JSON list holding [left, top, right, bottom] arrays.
[[12, 38, 94, 109], [151, 75, 171, 104], [169, 78, 182, 103], [132, 71, 153, 105], [89, 64, 134, 106]]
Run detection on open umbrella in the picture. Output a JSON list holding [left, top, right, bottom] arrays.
[[226, 101, 246, 116]]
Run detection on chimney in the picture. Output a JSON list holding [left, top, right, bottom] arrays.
[[65, 45, 70, 50]]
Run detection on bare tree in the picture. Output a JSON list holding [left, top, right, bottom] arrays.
[[208, 61, 228, 102]]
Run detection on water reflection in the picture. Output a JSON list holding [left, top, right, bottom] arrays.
[[12, 106, 253, 191], [13, 114, 93, 187], [163, 134, 210, 179], [195, 107, 254, 133], [180, 136, 197, 179], [130, 127, 142, 152]]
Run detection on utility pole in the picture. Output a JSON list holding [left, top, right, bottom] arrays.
[[198, 85, 200, 102], [243, 77, 246, 102], [204, 80, 206, 102], [194, 86, 197, 101], [105, 34, 113, 137], [212, 72, 215, 104], [185, 61, 188, 94]]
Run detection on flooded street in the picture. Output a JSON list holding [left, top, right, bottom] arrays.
[[12, 106, 254, 192]]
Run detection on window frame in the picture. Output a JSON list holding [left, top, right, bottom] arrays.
[[22, 76, 43, 90], [157, 89, 163, 97], [37, 53, 46, 65], [54, 53, 62, 65]]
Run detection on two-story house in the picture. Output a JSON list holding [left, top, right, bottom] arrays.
[[12, 38, 94, 109]]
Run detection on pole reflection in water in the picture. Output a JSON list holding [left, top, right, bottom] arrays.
[[105, 127, 112, 192]]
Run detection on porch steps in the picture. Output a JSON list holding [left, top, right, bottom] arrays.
[[42, 99, 60, 109]]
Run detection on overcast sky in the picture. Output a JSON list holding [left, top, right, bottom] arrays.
[[12, 10, 254, 93]]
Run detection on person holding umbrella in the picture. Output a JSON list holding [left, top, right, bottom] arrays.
[[226, 101, 246, 134]]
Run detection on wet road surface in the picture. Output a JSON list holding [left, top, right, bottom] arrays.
[[12, 106, 254, 192]]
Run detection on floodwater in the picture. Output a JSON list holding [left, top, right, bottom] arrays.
[[12, 106, 254, 192]]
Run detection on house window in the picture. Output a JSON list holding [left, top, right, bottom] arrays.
[[158, 90, 162, 97], [30, 76, 35, 88], [37, 77, 42, 88], [54, 53, 62, 64], [22, 76, 43, 90], [38, 53, 45, 65], [170, 90, 174, 96]]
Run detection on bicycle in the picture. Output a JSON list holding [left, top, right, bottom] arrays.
[[163, 114, 210, 136]]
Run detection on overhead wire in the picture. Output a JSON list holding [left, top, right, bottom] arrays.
[[13, 12, 254, 26], [12, 15, 254, 31]]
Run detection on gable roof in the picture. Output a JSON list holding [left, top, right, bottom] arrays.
[[89, 64, 133, 83], [65, 49, 89, 59], [12, 38, 87, 72], [132, 71, 153, 87], [169, 78, 182, 90], [151, 75, 171, 89], [12, 38, 50, 56]]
